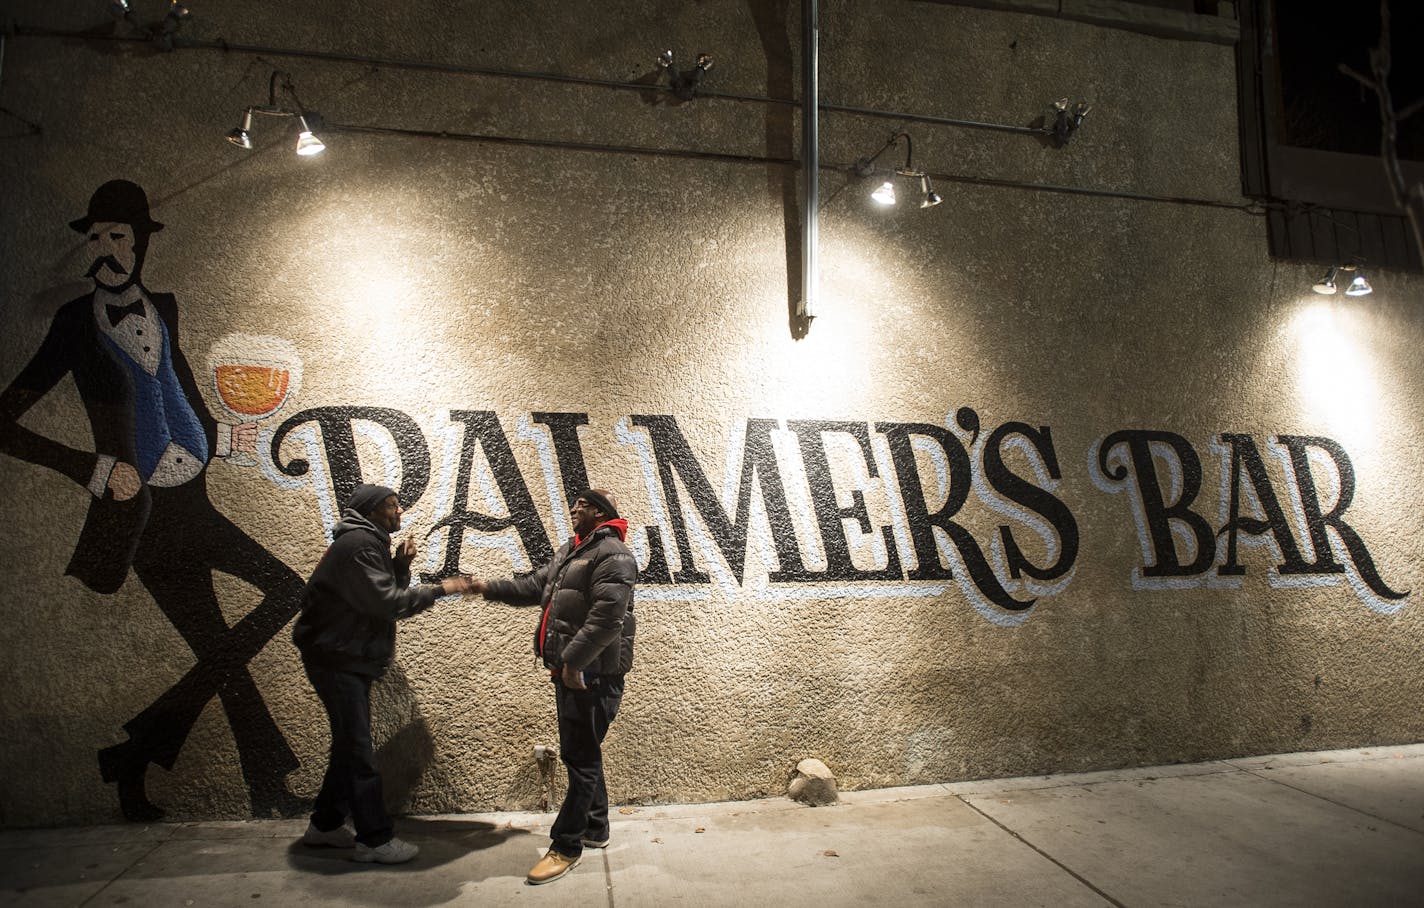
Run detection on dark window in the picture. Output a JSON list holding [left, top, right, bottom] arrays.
[[1275, 1, 1424, 160], [1237, 0, 1423, 270]]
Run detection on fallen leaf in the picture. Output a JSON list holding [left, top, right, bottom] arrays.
[[822, 850, 839, 857], [618, 807, 640, 815], [651, 837, 662, 844], [694, 827, 705, 833]]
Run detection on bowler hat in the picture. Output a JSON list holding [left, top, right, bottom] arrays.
[[69, 180, 165, 234]]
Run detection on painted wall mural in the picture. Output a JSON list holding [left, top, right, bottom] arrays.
[[0, 182, 305, 821], [0, 182, 1412, 822]]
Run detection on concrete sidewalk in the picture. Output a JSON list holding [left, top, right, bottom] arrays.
[[3, 744, 1422, 907]]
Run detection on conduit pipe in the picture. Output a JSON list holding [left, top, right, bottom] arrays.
[[799, 0, 818, 322]]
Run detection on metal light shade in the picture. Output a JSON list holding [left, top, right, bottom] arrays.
[[1344, 273, 1373, 296], [225, 109, 254, 149], [919, 174, 942, 208], [871, 180, 896, 205], [295, 116, 326, 156], [1311, 267, 1339, 295]]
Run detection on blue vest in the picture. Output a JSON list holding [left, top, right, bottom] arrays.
[[102, 317, 209, 479]]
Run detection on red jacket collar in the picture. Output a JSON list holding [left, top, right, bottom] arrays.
[[575, 517, 628, 547]]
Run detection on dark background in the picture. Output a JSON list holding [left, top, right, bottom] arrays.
[[1276, 0, 1424, 159]]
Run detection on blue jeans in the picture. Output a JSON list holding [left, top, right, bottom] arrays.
[[304, 663, 392, 847], [550, 674, 624, 858]]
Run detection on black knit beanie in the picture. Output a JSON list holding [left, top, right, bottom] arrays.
[[348, 483, 397, 517]]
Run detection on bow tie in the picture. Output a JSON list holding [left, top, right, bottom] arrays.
[[106, 298, 146, 327]]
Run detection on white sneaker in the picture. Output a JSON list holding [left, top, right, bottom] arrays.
[[353, 837, 419, 864], [301, 821, 356, 848]]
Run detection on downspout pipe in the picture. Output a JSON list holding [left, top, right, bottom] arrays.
[[798, 0, 818, 322]]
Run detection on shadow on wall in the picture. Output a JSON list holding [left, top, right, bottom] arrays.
[[369, 664, 437, 814]]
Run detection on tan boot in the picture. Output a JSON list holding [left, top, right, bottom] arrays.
[[526, 848, 581, 885]]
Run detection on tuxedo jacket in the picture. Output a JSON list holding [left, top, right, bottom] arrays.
[[0, 289, 218, 593]]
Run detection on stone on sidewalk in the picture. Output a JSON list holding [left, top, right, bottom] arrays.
[[788, 758, 839, 805]]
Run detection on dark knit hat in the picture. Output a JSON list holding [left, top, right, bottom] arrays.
[[348, 483, 397, 517], [576, 488, 619, 520]]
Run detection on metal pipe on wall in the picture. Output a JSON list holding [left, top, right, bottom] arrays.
[[798, 0, 818, 322]]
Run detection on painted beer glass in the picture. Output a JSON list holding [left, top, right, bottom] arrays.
[[208, 334, 304, 465]]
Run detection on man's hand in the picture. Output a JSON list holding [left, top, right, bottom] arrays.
[[107, 462, 141, 501], [561, 664, 588, 690], [231, 422, 258, 454], [440, 574, 478, 597], [394, 538, 417, 568]]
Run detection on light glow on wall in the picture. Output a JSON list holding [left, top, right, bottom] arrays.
[[1287, 301, 1380, 450], [759, 230, 956, 417]]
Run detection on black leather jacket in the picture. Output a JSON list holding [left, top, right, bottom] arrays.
[[292, 509, 439, 677], [485, 521, 637, 675]]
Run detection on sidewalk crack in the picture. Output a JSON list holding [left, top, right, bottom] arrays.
[[1239, 769, 1424, 836], [77, 836, 170, 907], [957, 795, 1126, 908], [601, 845, 615, 908]]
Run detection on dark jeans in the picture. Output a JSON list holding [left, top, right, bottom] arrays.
[[304, 663, 392, 847], [550, 674, 624, 858]]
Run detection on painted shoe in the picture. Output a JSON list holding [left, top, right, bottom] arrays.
[[98, 744, 164, 823], [301, 821, 356, 848], [526, 848, 580, 885], [352, 837, 419, 864]]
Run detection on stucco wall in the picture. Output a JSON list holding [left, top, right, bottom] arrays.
[[1, 1, 1420, 827]]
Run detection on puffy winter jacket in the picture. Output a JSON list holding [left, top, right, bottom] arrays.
[[292, 509, 440, 677], [485, 521, 637, 675]]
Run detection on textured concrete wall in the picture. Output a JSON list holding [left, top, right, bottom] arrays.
[[1, 1, 1420, 826]]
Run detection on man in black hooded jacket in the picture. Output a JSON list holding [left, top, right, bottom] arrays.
[[293, 483, 475, 864], [473, 488, 637, 886]]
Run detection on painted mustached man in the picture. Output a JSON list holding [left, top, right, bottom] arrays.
[[472, 489, 638, 885], [294, 483, 479, 863], [0, 180, 305, 820]]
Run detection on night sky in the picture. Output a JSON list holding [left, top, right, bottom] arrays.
[[1276, 0, 1424, 159]]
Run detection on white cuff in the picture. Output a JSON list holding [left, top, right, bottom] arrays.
[[88, 455, 117, 498], [149, 443, 204, 487], [216, 423, 232, 458]]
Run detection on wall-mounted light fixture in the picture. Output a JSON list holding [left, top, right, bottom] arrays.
[[1050, 97, 1091, 148], [226, 70, 325, 157], [107, 0, 190, 52], [658, 50, 714, 101], [1312, 264, 1373, 297], [855, 131, 942, 209]]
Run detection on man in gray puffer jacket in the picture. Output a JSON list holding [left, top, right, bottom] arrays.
[[293, 483, 476, 864], [473, 488, 636, 886]]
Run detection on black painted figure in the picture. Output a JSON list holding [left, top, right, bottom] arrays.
[[0, 180, 305, 820]]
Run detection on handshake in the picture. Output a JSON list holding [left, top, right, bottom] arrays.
[[395, 537, 489, 600], [439, 574, 486, 598], [394, 539, 487, 598]]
